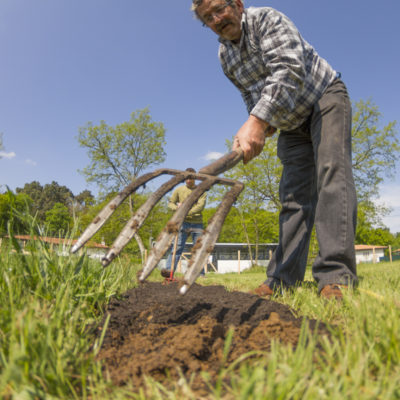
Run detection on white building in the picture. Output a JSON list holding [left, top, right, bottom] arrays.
[[159, 242, 278, 274], [355, 245, 387, 264]]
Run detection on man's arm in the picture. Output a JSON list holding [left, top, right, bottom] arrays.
[[167, 187, 180, 211], [249, 9, 307, 125], [187, 192, 207, 216]]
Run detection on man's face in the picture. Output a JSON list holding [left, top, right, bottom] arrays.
[[186, 178, 195, 189], [196, 0, 244, 42]]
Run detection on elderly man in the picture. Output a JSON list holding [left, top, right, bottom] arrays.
[[191, 0, 358, 299]]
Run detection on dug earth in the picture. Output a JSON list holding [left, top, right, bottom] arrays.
[[95, 281, 328, 395]]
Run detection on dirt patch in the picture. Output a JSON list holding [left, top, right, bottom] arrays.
[[96, 281, 327, 394]]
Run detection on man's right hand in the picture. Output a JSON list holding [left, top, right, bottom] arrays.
[[232, 115, 276, 164]]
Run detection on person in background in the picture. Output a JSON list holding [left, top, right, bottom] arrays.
[[191, 0, 358, 299], [161, 168, 207, 278]]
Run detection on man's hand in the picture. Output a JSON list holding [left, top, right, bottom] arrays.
[[232, 115, 276, 164]]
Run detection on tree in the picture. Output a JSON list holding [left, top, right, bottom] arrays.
[[16, 181, 74, 222], [45, 203, 72, 236], [0, 190, 32, 235], [75, 190, 95, 209], [76, 108, 167, 260], [391, 233, 400, 252], [352, 99, 399, 202], [77, 108, 166, 192]]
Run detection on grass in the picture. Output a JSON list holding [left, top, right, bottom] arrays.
[[1, 226, 400, 399]]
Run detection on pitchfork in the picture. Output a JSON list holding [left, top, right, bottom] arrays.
[[71, 149, 245, 295]]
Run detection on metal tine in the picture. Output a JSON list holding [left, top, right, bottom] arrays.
[[71, 168, 183, 254], [180, 181, 244, 295], [101, 173, 187, 267], [139, 177, 218, 282]]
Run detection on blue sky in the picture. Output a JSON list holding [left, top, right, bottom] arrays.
[[0, 0, 399, 232]]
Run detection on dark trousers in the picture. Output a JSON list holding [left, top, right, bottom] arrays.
[[266, 79, 358, 292], [165, 221, 203, 272]]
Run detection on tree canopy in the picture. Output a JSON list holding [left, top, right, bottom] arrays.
[[77, 108, 166, 193], [45, 203, 72, 236], [0, 191, 32, 235], [16, 181, 74, 222], [351, 99, 399, 202]]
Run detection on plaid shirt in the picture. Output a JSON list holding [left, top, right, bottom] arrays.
[[219, 7, 337, 131]]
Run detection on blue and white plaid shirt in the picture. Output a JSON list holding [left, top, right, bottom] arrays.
[[218, 7, 337, 131]]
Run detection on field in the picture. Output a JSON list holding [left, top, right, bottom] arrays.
[[1, 236, 400, 399]]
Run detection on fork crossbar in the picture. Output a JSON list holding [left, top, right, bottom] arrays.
[[71, 148, 246, 291]]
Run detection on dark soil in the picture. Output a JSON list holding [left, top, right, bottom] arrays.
[[96, 281, 328, 394]]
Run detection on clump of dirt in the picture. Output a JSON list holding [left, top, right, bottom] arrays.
[[96, 281, 327, 394]]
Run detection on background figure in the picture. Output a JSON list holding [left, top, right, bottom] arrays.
[[161, 168, 207, 278]]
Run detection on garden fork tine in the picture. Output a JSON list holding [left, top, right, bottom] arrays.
[[71, 169, 187, 254], [180, 180, 244, 295], [138, 177, 217, 281], [100, 172, 187, 266], [138, 149, 244, 283], [72, 148, 244, 285]]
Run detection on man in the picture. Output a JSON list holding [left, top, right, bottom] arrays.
[[192, 0, 358, 299], [160, 168, 207, 278]]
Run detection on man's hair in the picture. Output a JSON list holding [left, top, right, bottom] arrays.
[[191, 0, 244, 19], [185, 167, 196, 179]]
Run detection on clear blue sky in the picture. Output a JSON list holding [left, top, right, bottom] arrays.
[[0, 0, 399, 232]]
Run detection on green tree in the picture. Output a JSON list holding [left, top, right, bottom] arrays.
[[0, 190, 32, 235], [45, 203, 72, 236], [16, 181, 74, 222], [77, 108, 166, 192], [75, 190, 95, 209], [77, 108, 167, 260], [352, 99, 399, 203], [391, 233, 400, 252]]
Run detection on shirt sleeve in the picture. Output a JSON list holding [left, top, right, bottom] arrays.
[[187, 192, 207, 216], [249, 9, 307, 123], [167, 187, 180, 211]]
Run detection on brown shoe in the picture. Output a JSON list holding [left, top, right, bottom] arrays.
[[320, 284, 348, 300], [253, 283, 274, 297], [160, 269, 172, 278]]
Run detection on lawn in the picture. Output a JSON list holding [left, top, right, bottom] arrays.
[[1, 235, 400, 399]]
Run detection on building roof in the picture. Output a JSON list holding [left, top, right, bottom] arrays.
[[184, 242, 278, 247], [355, 244, 387, 251], [10, 235, 109, 249]]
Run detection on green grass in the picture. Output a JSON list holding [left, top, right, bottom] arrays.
[[1, 228, 400, 399]]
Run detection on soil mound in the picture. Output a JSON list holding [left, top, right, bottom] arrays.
[[96, 281, 327, 393]]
